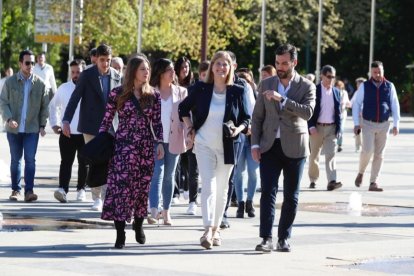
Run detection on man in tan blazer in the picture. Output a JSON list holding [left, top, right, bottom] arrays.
[[251, 43, 316, 252]]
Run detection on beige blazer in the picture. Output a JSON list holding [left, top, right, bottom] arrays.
[[167, 84, 188, 154], [251, 72, 316, 158]]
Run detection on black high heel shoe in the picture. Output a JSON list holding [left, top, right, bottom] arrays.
[[132, 217, 146, 244], [114, 221, 126, 249]]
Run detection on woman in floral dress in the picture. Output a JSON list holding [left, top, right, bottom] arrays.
[[99, 55, 164, 249]]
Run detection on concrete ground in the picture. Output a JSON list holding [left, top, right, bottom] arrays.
[[0, 117, 413, 276]]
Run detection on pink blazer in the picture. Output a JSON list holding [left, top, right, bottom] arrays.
[[168, 84, 188, 154]]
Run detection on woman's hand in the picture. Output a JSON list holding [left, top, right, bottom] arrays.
[[230, 125, 245, 138], [156, 143, 164, 160], [186, 127, 195, 147]]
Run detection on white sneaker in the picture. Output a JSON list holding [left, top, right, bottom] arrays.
[[54, 188, 67, 203], [91, 199, 103, 211], [186, 202, 197, 215], [76, 189, 86, 202], [183, 191, 189, 200], [172, 197, 180, 205]]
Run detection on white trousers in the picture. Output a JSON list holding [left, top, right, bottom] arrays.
[[195, 143, 233, 228]]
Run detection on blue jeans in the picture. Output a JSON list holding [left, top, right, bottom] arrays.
[[149, 143, 179, 210], [234, 135, 260, 202], [7, 132, 40, 194], [259, 139, 306, 240]]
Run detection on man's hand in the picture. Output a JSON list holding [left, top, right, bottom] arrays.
[[392, 127, 399, 136], [263, 90, 283, 102], [230, 125, 244, 138], [7, 119, 18, 129], [39, 127, 46, 137], [251, 148, 261, 163], [309, 127, 318, 136], [354, 125, 361, 136], [62, 121, 71, 138], [52, 125, 62, 135]]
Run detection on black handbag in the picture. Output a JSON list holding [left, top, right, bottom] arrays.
[[80, 132, 115, 188], [223, 120, 235, 138]]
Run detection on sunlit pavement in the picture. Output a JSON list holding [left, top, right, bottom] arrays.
[[1, 117, 413, 276]]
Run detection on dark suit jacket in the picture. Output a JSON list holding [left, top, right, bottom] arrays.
[[62, 65, 121, 135], [308, 84, 342, 135], [178, 82, 250, 164]]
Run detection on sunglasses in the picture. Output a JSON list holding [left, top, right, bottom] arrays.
[[24, 61, 35, 66], [325, 75, 336, 79]]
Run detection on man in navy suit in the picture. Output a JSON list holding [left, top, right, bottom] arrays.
[[62, 44, 121, 211], [307, 65, 342, 191]]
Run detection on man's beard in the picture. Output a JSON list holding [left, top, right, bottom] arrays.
[[72, 78, 78, 84], [277, 68, 293, 79]]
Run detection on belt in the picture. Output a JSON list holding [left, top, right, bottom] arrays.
[[364, 119, 387, 123], [317, 122, 335, 126]]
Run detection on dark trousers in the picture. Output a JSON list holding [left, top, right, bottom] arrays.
[[223, 141, 242, 217], [59, 133, 87, 193], [174, 149, 199, 203], [259, 139, 306, 239], [187, 149, 199, 203]]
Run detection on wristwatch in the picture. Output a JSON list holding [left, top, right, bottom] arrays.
[[280, 96, 286, 103]]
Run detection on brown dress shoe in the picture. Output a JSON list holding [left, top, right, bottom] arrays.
[[368, 183, 383, 192], [355, 173, 363, 187], [9, 190, 21, 201], [327, 181, 342, 191], [24, 191, 38, 202]]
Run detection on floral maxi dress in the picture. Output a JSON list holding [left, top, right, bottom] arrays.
[[100, 87, 163, 222]]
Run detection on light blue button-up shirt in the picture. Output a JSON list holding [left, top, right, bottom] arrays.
[[18, 72, 33, 133]]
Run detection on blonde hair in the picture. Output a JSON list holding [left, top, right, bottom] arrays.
[[205, 51, 234, 85], [335, 80, 345, 90]]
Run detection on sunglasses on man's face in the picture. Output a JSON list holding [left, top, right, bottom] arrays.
[[24, 61, 35, 66], [325, 75, 336, 79]]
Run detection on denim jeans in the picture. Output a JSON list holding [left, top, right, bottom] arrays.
[[234, 135, 260, 202], [149, 143, 179, 210], [7, 132, 40, 194]]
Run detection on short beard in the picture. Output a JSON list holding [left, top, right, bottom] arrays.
[[277, 68, 293, 80]]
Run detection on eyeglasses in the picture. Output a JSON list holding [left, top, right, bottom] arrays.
[[325, 75, 336, 79], [25, 61, 35, 66]]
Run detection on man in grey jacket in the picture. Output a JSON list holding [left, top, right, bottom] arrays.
[[251, 44, 315, 252], [0, 49, 49, 202]]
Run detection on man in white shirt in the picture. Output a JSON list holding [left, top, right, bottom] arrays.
[[33, 52, 57, 100], [307, 65, 343, 191], [49, 59, 87, 203]]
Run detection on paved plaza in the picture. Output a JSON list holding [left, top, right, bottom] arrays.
[[0, 117, 413, 276]]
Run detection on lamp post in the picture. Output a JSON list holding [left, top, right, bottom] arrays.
[[315, 0, 323, 83], [259, 0, 266, 70], [137, 0, 144, 53], [368, 0, 376, 77], [201, 0, 209, 61]]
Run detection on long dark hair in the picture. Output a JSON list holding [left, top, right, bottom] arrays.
[[117, 55, 154, 110], [150, 58, 174, 87], [174, 56, 193, 87]]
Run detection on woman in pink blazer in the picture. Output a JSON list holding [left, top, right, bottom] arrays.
[[148, 58, 188, 225]]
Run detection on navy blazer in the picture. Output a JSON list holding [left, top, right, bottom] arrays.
[[63, 65, 121, 135], [178, 81, 250, 164], [308, 84, 342, 135]]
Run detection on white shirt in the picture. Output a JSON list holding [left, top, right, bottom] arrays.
[[275, 73, 294, 138], [49, 81, 82, 134], [317, 85, 335, 124], [34, 63, 57, 93], [244, 84, 256, 116], [352, 80, 400, 128], [161, 95, 173, 143], [196, 91, 226, 151]]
